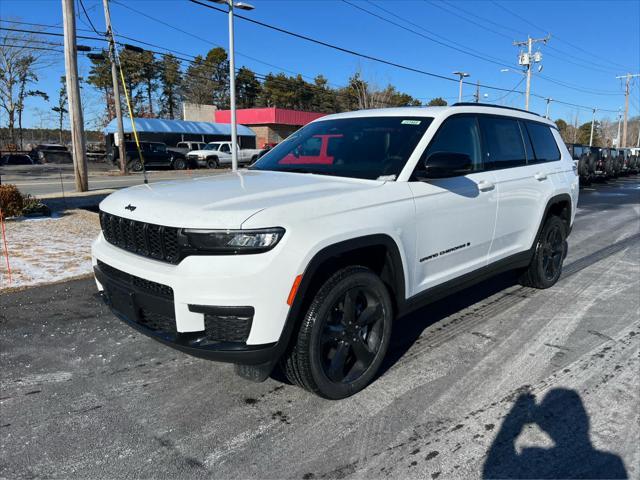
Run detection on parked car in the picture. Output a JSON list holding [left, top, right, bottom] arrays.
[[172, 141, 207, 154], [93, 103, 578, 398], [109, 141, 187, 171], [617, 148, 633, 174], [565, 143, 595, 185], [0, 153, 34, 166], [629, 148, 640, 172], [186, 141, 262, 168], [593, 147, 614, 178], [30, 144, 72, 164]]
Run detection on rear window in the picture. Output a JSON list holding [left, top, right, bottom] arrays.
[[526, 122, 561, 162]]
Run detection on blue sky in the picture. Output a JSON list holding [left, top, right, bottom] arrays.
[[1, 0, 639, 129]]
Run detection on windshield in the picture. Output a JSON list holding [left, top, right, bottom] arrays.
[[204, 144, 219, 151], [251, 116, 433, 180]]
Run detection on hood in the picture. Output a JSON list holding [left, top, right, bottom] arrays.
[[99, 170, 384, 229]]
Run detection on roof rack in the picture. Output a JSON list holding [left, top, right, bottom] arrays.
[[452, 102, 541, 117]]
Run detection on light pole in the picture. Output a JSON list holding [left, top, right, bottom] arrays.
[[589, 108, 597, 147], [452, 71, 470, 102], [213, 0, 254, 172], [545, 97, 552, 119], [616, 109, 622, 147]]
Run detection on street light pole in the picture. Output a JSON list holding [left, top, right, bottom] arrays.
[[214, 0, 254, 172], [589, 108, 597, 147], [452, 71, 470, 102], [545, 98, 552, 119]]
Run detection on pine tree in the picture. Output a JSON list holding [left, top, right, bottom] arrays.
[[159, 54, 182, 119]]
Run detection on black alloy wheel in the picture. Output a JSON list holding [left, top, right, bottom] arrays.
[[541, 222, 564, 282], [320, 286, 385, 384], [282, 266, 393, 399]]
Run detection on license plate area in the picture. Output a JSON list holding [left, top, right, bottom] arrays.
[[106, 283, 137, 321]]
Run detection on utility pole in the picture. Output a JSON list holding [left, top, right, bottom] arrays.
[[615, 73, 639, 147], [453, 71, 470, 102], [589, 108, 597, 147], [513, 35, 550, 111], [101, 0, 127, 174], [61, 0, 88, 192], [545, 97, 552, 119], [474, 80, 480, 103], [616, 109, 622, 147]]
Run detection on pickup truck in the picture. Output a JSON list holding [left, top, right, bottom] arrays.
[[186, 141, 263, 169]]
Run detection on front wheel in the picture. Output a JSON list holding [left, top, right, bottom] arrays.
[[128, 158, 143, 172], [519, 215, 567, 289], [282, 266, 393, 399], [206, 157, 219, 169], [173, 157, 186, 170]]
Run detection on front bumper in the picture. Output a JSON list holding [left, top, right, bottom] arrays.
[[92, 230, 300, 349], [94, 261, 279, 364]]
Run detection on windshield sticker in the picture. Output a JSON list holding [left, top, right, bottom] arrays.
[[401, 120, 421, 125]]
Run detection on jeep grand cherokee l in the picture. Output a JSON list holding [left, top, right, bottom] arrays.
[[92, 104, 578, 399]]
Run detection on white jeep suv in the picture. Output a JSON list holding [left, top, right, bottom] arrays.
[[92, 104, 578, 399]]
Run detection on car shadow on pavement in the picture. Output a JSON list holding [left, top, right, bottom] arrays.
[[482, 388, 628, 479], [380, 270, 521, 375]]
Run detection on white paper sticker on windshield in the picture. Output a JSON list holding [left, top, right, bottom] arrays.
[[401, 120, 421, 125]]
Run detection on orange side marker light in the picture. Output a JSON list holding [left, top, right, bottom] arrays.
[[287, 274, 303, 306]]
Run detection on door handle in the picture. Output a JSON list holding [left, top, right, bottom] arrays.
[[478, 179, 495, 192], [534, 172, 548, 181]]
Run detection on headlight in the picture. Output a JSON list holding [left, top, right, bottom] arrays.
[[182, 227, 285, 254]]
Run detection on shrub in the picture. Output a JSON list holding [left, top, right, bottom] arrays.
[[0, 184, 24, 218]]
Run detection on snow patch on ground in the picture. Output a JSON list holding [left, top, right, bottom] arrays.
[[1, 209, 100, 290]]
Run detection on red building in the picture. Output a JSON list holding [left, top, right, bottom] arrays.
[[214, 108, 326, 148]]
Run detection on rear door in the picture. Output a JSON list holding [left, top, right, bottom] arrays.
[[409, 114, 498, 293], [483, 116, 557, 263]]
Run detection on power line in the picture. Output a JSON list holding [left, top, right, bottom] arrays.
[[78, 0, 103, 35], [343, 0, 512, 69], [491, 0, 634, 72], [0, 43, 63, 53], [108, 0, 316, 85], [0, 18, 95, 34]]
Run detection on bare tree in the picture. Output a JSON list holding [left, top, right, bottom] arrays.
[[0, 25, 53, 149]]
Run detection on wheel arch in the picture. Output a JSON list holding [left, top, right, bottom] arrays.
[[531, 193, 573, 249], [272, 234, 407, 364]]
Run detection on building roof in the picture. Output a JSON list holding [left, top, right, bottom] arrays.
[[103, 117, 255, 136], [214, 108, 326, 126]]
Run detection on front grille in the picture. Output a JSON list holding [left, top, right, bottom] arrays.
[[204, 314, 252, 343], [100, 211, 181, 264], [97, 260, 174, 299]]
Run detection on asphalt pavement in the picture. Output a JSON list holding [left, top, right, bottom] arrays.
[[0, 163, 225, 197], [1, 176, 639, 479]]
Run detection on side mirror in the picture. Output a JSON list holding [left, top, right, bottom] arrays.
[[422, 152, 472, 178]]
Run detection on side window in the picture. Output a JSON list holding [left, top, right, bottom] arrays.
[[479, 116, 526, 169], [419, 115, 483, 173], [526, 122, 561, 162], [220, 143, 231, 153]]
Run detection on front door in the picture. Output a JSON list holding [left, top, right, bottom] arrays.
[[409, 114, 498, 295]]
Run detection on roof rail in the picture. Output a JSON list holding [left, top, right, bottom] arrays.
[[452, 102, 541, 117]]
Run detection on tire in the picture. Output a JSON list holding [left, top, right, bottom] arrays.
[[173, 157, 186, 170], [519, 215, 568, 289], [206, 157, 218, 169], [129, 159, 143, 172], [282, 266, 393, 399]]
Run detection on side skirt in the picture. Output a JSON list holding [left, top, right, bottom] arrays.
[[399, 250, 533, 316]]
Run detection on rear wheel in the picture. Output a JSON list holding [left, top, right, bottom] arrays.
[[519, 215, 567, 289], [282, 266, 393, 399]]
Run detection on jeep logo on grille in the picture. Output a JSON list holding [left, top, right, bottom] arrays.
[[125, 204, 137, 212]]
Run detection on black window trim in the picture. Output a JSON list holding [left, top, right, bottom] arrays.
[[523, 120, 562, 164], [411, 112, 562, 180]]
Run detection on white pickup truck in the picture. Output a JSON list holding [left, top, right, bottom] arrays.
[[186, 141, 263, 169]]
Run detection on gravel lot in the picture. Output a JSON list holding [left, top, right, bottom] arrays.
[[1, 176, 638, 479]]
